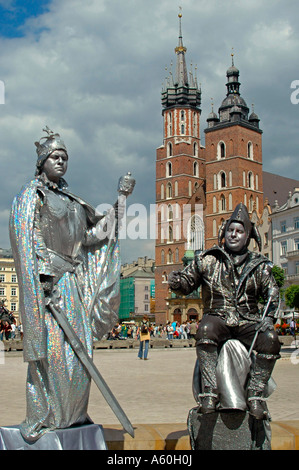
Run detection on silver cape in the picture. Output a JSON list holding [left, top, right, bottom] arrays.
[[9, 176, 120, 441]]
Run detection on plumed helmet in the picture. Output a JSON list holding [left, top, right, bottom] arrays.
[[218, 202, 262, 251], [35, 126, 68, 174]]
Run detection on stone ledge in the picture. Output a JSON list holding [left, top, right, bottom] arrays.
[[102, 421, 299, 451]]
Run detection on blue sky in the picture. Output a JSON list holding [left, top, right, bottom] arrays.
[[0, 1, 50, 37], [0, 0, 298, 263]]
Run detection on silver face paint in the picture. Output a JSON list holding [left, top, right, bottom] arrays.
[[225, 222, 248, 253], [42, 149, 68, 183]]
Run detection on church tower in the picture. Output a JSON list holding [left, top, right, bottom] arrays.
[[204, 54, 263, 248], [155, 12, 204, 324]]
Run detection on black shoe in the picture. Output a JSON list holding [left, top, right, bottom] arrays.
[[247, 392, 268, 420], [198, 389, 218, 414]]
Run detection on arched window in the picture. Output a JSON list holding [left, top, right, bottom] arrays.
[[193, 161, 198, 177], [161, 249, 165, 264], [213, 219, 217, 237], [166, 182, 172, 199], [248, 171, 254, 189], [220, 194, 226, 212], [168, 142, 173, 157], [181, 110, 185, 121], [167, 113, 172, 137], [181, 124, 185, 135], [219, 171, 226, 188], [217, 141, 226, 159], [167, 249, 173, 264], [168, 226, 173, 242], [175, 181, 178, 196], [193, 141, 198, 156], [166, 161, 172, 177], [161, 183, 164, 200], [213, 196, 217, 213], [247, 141, 253, 159], [175, 248, 179, 263], [162, 271, 167, 282], [187, 214, 205, 251], [167, 204, 173, 221]]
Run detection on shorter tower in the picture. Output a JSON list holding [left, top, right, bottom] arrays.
[[204, 55, 263, 248]]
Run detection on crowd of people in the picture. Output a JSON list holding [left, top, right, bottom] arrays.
[[0, 302, 22, 341], [106, 319, 200, 341]]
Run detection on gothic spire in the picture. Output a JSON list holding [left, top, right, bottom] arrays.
[[161, 10, 201, 109], [174, 9, 188, 87]]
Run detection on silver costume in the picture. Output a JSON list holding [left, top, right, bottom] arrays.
[[9, 130, 120, 441], [169, 203, 281, 420]]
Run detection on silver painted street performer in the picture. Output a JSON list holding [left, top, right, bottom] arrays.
[[9, 127, 132, 442], [169, 203, 281, 421]]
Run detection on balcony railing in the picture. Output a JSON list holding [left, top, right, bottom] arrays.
[[286, 249, 299, 259]]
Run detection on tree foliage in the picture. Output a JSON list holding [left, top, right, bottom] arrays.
[[272, 265, 285, 289], [285, 285, 299, 310]]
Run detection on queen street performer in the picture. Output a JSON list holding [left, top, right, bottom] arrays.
[[168, 203, 281, 420], [9, 127, 126, 441]]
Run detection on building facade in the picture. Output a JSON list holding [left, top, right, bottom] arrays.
[[271, 188, 299, 288], [0, 248, 19, 321], [120, 257, 155, 320]]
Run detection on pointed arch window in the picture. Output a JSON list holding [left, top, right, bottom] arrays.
[[161, 249, 165, 264], [167, 112, 172, 137], [217, 141, 226, 159], [187, 214, 205, 251], [167, 204, 173, 221], [168, 142, 173, 157], [166, 161, 172, 177], [248, 171, 254, 189], [247, 141, 253, 159], [219, 171, 226, 188], [193, 161, 198, 177], [220, 194, 226, 212], [193, 141, 198, 157], [167, 249, 173, 264], [166, 182, 172, 199]]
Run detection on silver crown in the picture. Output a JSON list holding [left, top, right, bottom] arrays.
[[35, 126, 68, 170]]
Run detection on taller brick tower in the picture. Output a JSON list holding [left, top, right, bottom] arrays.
[[204, 55, 263, 248], [155, 12, 204, 324]]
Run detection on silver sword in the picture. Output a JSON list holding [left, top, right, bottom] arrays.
[[47, 297, 135, 438]]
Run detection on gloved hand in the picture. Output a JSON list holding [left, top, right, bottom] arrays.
[[168, 271, 182, 290], [40, 274, 54, 297]]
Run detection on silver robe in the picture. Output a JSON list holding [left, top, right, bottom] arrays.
[[9, 176, 120, 441]]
